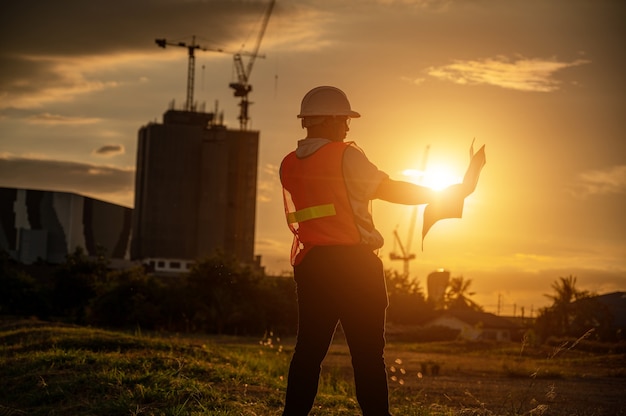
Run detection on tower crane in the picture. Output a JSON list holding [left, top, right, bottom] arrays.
[[389, 145, 430, 277], [229, 0, 276, 130], [155, 35, 256, 113]]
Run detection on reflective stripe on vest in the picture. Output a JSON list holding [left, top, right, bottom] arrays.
[[286, 203, 336, 224]]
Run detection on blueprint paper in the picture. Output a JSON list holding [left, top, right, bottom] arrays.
[[422, 143, 486, 248]]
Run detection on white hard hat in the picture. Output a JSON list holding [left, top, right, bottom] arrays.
[[297, 86, 361, 118]]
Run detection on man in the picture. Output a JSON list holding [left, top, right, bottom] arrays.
[[279, 86, 445, 415]]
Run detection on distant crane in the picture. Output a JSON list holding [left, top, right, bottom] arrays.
[[389, 228, 416, 278], [389, 145, 430, 277], [229, 0, 276, 130], [155, 36, 256, 113], [156, 36, 222, 112]]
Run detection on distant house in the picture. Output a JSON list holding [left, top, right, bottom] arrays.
[[424, 309, 522, 342], [582, 291, 626, 341], [593, 292, 626, 328]]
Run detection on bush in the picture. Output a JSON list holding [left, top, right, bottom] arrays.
[[88, 267, 165, 329], [0, 251, 50, 318]]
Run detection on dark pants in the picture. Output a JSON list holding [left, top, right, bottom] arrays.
[[282, 245, 391, 416]]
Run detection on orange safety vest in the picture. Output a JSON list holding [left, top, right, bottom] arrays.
[[280, 141, 361, 265]]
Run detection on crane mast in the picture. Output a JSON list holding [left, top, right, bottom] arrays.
[[155, 36, 227, 112], [156, 1, 274, 126], [229, 0, 275, 130], [390, 145, 430, 277], [156, 35, 258, 113]]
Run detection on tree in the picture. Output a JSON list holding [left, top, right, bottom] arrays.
[[254, 274, 298, 336], [535, 275, 609, 341], [52, 247, 110, 322], [384, 269, 432, 324], [0, 250, 49, 318], [444, 275, 483, 311], [88, 267, 165, 329], [546, 274, 588, 306], [186, 252, 264, 334], [544, 275, 587, 335], [385, 269, 423, 298]]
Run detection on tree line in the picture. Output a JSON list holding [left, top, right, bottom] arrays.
[[0, 248, 298, 336], [0, 249, 621, 343]]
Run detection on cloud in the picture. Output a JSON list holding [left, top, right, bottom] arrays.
[[0, 1, 311, 111], [94, 144, 126, 157], [425, 55, 591, 92], [400, 76, 426, 86], [0, 55, 122, 110], [0, 1, 270, 57], [256, 163, 280, 203], [570, 164, 626, 198], [27, 112, 102, 125], [375, 0, 451, 9], [0, 155, 134, 206]]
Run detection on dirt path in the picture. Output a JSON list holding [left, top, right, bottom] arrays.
[[320, 339, 626, 415], [392, 373, 626, 415]]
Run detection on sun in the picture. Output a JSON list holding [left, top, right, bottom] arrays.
[[402, 163, 462, 191]]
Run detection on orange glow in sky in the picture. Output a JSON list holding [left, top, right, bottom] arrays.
[[0, 0, 624, 315]]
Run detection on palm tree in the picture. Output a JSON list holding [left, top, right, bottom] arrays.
[[542, 275, 590, 336], [545, 275, 587, 305], [444, 275, 483, 311]]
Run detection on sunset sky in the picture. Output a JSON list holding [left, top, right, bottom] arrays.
[[1, 0, 624, 315]]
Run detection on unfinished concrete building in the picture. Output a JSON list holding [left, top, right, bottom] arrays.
[[131, 108, 259, 272]]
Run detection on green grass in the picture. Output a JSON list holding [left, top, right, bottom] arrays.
[[0, 320, 289, 415], [1, 320, 624, 415]]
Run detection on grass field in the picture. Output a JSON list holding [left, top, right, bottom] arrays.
[[1, 319, 625, 415]]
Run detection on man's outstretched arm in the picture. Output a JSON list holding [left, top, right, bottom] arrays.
[[372, 178, 436, 205]]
